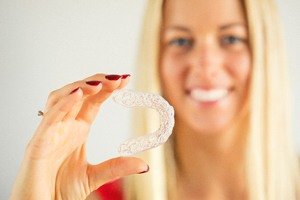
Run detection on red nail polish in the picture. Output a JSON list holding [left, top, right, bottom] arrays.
[[70, 87, 80, 94], [86, 81, 102, 86], [138, 165, 149, 174], [105, 74, 121, 80], [121, 74, 131, 79]]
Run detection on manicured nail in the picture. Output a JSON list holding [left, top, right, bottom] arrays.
[[121, 74, 131, 79], [105, 74, 121, 80], [70, 87, 80, 94], [86, 81, 102, 86], [138, 165, 149, 174]]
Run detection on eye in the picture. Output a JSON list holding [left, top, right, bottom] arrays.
[[168, 37, 193, 47], [221, 35, 245, 46]]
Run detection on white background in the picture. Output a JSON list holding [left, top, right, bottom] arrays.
[[0, 1, 299, 199]]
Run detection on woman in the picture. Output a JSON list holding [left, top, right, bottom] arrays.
[[11, 0, 300, 199], [123, 0, 300, 199]]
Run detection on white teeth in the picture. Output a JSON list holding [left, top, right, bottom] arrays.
[[190, 89, 229, 102]]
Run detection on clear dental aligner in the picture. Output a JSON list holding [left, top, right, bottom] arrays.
[[112, 89, 175, 156]]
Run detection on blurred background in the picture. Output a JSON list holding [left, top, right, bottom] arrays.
[[0, 0, 299, 199]]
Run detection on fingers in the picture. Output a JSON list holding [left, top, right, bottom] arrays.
[[44, 78, 103, 113], [39, 88, 84, 128], [118, 74, 131, 89], [75, 74, 130, 123], [87, 157, 149, 192], [43, 73, 130, 123]]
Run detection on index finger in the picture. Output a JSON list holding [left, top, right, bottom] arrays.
[[75, 74, 131, 123]]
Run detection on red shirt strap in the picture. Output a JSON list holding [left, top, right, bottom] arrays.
[[96, 179, 124, 200]]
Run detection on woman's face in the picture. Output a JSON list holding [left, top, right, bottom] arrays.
[[160, 0, 250, 134]]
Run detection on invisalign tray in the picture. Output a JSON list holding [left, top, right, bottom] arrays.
[[112, 89, 175, 156]]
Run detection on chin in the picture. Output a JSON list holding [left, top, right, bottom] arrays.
[[192, 124, 229, 135], [185, 114, 235, 136]]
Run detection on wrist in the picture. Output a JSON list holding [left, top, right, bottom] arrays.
[[10, 157, 54, 200]]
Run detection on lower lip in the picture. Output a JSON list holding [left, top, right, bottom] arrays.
[[197, 100, 223, 108]]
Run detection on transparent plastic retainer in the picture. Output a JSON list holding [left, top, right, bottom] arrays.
[[112, 89, 175, 156]]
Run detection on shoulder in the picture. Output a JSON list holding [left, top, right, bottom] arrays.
[[95, 179, 124, 200]]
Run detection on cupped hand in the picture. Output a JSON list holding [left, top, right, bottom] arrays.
[[10, 74, 148, 200]]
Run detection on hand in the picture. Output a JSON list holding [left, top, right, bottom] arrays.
[[10, 74, 149, 200]]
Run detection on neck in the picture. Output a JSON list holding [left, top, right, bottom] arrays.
[[173, 120, 248, 199]]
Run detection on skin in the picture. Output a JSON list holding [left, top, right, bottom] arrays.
[[10, 74, 149, 200], [160, 0, 250, 199]]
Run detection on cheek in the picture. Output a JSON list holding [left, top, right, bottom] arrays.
[[159, 54, 189, 108], [160, 53, 186, 90], [226, 51, 251, 88]]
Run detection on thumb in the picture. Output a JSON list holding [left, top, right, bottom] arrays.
[[87, 156, 149, 191]]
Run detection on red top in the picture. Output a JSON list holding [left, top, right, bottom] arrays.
[[96, 179, 124, 200]]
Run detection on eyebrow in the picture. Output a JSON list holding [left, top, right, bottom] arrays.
[[164, 26, 191, 33], [164, 23, 246, 32], [219, 23, 246, 30]]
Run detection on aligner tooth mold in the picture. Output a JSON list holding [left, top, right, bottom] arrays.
[[112, 89, 175, 156]]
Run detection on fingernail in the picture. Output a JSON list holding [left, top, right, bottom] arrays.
[[86, 81, 102, 86], [105, 74, 121, 80], [121, 74, 131, 79], [138, 165, 149, 174], [70, 87, 80, 94]]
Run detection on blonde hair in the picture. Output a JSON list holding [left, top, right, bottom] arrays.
[[124, 0, 300, 199]]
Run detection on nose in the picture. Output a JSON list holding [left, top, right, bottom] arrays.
[[188, 41, 223, 80]]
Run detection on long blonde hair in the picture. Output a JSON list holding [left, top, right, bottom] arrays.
[[125, 0, 300, 199]]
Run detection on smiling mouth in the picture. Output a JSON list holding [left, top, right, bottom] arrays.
[[189, 88, 231, 103]]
